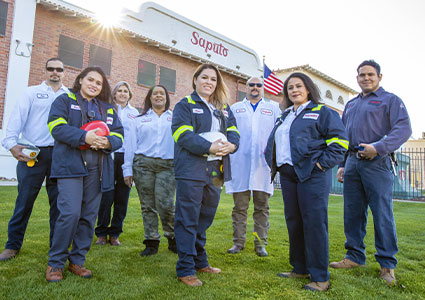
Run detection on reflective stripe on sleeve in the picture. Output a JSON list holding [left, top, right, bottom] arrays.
[[48, 117, 67, 134], [110, 132, 123, 143], [173, 125, 194, 142], [226, 126, 240, 135], [326, 137, 349, 150]]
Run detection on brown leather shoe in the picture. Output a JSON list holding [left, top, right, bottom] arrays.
[[380, 267, 397, 285], [197, 265, 221, 274], [304, 281, 330, 292], [68, 264, 92, 278], [178, 275, 203, 286], [109, 237, 121, 246], [277, 271, 310, 279], [0, 249, 19, 261], [46, 266, 63, 282], [95, 237, 107, 245], [330, 258, 360, 269]]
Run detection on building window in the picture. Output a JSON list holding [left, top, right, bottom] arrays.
[[0, 1, 7, 36], [325, 90, 333, 100], [238, 91, 246, 101], [159, 66, 176, 93], [137, 60, 156, 87], [58, 35, 84, 69], [337, 96, 344, 105], [89, 45, 112, 75]]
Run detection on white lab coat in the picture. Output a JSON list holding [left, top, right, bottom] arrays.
[[225, 98, 281, 195]]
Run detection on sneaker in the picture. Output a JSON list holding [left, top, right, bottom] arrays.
[[0, 249, 19, 261], [109, 237, 121, 246], [380, 267, 397, 285], [277, 271, 310, 279], [330, 258, 360, 269], [227, 245, 243, 254], [255, 246, 268, 257], [95, 237, 107, 245], [304, 281, 330, 292]]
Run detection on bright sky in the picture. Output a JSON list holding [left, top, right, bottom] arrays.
[[69, 0, 424, 138]]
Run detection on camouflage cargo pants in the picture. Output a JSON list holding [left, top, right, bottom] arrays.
[[132, 154, 176, 241]]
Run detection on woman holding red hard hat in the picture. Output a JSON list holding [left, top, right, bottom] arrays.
[[45, 66, 123, 282]]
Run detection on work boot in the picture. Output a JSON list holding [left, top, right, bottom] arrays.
[[330, 258, 360, 269], [0, 249, 19, 261], [68, 263, 92, 278], [167, 237, 177, 253], [304, 281, 330, 292], [140, 240, 160, 256], [109, 237, 121, 246], [380, 267, 397, 285], [178, 275, 203, 286], [46, 266, 63, 282], [95, 237, 107, 245], [255, 246, 268, 257]]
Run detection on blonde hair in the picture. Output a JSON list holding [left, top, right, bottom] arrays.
[[192, 64, 229, 110]]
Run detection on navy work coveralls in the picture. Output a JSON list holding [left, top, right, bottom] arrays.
[[172, 91, 240, 277], [265, 103, 348, 282], [47, 91, 123, 268]]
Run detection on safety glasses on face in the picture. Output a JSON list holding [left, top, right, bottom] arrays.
[[46, 67, 64, 73], [248, 83, 263, 88]]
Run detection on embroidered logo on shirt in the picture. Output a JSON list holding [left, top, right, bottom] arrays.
[[167, 116, 172, 121], [223, 111, 229, 117], [71, 104, 81, 110], [368, 100, 382, 106], [141, 118, 152, 123], [303, 113, 319, 120], [36, 93, 49, 99], [235, 108, 246, 113], [127, 113, 136, 119], [193, 108, 204, 114], [260, 108, 273, 116], [107, 117, 113, 125]]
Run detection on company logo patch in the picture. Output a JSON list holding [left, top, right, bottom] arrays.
[[261, 108, 273, 116], [167, 116, 172, 121], [36, 93, 49, 99], [71, 104, 81, 110], [193, 108, 204, 114], [303, 113, 319, 120], [106, 117, 113, 125], [141, 118, 152, 123], [368, 100, 382, 106], [223, 111, 229, 117], [235, 108, 246, 113], [127, 113, 136, 119]]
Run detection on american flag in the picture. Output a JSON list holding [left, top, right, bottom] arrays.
[[264, 64, 284, 95]]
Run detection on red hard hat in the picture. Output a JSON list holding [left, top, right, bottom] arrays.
[[80, 120, 110, 150]]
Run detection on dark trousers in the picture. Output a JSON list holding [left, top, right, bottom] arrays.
[[95, 152, 131, 238], [48, 150, 102, 268], [279, 164, 331, 282], [343, 155, 397, 268], [5, 146, 58, 250], [175, 167, 221, 277]]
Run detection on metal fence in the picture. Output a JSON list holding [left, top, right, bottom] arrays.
[[274, 148, 425, 200]]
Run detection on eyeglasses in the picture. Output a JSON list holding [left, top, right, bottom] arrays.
[[46, 67, 64, 72], [248, 83, 263, 88]]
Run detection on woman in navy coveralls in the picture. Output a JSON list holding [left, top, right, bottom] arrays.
[[265, 72, 348, 292], [45, 67, 123, 282], [171, 64, 240, 286]]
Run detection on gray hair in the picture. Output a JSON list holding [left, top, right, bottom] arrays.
[[112, 81, 133, 102]]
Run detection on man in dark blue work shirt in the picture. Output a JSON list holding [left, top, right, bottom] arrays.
[[330, 60, 412, 286]]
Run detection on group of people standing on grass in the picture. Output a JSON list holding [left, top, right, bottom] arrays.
[[0, 57, 411, 292]]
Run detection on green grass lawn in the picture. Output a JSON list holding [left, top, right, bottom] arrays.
[[1, 186, 424, 300]]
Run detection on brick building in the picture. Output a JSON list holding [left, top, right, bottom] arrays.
[[0, 0, 283, 179]]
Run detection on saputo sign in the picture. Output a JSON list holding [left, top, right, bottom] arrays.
[[190, 31, 229, 57]]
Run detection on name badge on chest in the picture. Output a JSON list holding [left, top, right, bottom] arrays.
[[107, 117, 113, 125], [193, 108, 204, 114], [303, 113, 319, 120], [36, 93, 49, 99], [71, 104, 81, 110]]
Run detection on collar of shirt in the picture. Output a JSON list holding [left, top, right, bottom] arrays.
[[41, 81, 68, 93], [285, 100, 311, 116], [359, 86, 385, 99], [248, 98, 262, 112]]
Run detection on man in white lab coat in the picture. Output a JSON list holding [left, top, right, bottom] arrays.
[[225, 77, 281, 256]]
